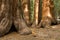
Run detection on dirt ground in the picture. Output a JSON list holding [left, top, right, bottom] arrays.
[[0, 25, 60, 40]]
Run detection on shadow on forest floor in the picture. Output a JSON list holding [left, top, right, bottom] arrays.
[[0, 24, 60, 40]]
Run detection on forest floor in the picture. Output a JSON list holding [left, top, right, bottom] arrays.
[[0, 24, 60, 40]]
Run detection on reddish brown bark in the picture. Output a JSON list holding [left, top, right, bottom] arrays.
[[37, 0, 55, 28], [42, 0, 52, 18], [34, 0, 39, 25]]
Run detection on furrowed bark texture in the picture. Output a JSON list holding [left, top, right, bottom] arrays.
[[0, 0, 12, 36], [21, 0, 30, 25], [14, 0, 32, 35]]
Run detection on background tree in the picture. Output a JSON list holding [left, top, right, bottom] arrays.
[[53, 0, 60, 23]]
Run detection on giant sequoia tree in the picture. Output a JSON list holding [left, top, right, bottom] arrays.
[[14, 0, 32, 35], [37, 0, 57, 28], [0, 0, 12, 36]]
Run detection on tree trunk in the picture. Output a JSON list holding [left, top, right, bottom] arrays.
[[21, 0, 30, 25], [31, 0, 40, 28], [37, 0, 56, 28], [34, 0, 39, 25], [0, 0, 12, 36], [14, 0, 32, 35], [29, 0, 34, 25]]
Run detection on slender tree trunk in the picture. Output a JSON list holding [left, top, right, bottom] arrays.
[[29, 0, 34, 25], [34, 0, 39, 25], [31, 0, 40, 27]]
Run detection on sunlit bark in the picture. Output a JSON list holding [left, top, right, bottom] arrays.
[[42, 0, 52, 18], [37, 0, 56, 28], [34, 0, 39, 25], [21, 0, 30, 25]]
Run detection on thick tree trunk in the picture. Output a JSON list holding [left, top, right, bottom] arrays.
[[14, 0, 32, 35], [42, 0, 52, 18], [37, 0, 56, 28], [21, 0, 30, 25], [0, 0, 12, 36]]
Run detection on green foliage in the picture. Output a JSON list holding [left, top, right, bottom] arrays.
[[53, 0, 60, 18], [30, 0, 34, 23]]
